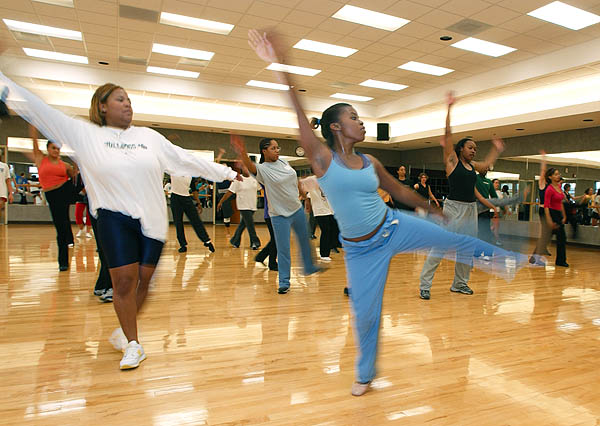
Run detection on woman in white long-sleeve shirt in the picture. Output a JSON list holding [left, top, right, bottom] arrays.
[[0, 74, 238, 370]]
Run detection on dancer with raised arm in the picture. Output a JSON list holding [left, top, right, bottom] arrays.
[[530, 151, 551, 265], [0, 74, 238, 370], [247, 30, 525, 396]]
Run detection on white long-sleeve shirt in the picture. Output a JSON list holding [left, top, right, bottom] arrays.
[[1, 72, 237, 242]]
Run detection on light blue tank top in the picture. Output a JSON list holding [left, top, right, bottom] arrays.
[[317, 152, 388, 239]]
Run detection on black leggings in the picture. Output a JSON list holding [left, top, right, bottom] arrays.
[[44, 181, 74, 267], [255, 217, 277, 269], [170, 193, 210, 247], [89, 214, 112, 292]]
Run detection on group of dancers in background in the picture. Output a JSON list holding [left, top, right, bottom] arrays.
[[0, 29, 590, 396]]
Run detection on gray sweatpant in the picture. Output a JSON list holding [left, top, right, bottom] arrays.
[[420, 199, 478, 290]]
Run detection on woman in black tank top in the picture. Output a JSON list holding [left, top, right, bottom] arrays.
[[413, 173, 440, 208], [530, 152, 552, 264], [419, 92, 504, 300]]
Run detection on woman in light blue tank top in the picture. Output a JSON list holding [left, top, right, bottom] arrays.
[[249, 30, 528, 396]]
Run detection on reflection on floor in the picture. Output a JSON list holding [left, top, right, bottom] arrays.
[[1, 224, 599, 425]]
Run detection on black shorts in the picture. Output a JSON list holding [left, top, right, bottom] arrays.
[[96, 209, 164, 268]]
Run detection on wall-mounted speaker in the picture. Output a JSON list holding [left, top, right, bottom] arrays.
[[377, 123, 390, 141]]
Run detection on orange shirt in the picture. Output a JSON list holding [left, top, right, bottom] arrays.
[[39, 156, 68, 190]]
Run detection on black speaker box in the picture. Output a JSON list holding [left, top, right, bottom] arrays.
[[377, 123, 389, 141]]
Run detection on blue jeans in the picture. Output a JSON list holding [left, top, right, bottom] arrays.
[[270, 207, 319, 290], [343, 207, 524, 383]]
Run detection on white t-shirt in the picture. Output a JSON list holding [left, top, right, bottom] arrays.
[[308, 188, 333, 216], [170, 175, 193, 197], [228, 175, 258, 211], [1, 72, 237, 242], [0, 161, 9, 199]]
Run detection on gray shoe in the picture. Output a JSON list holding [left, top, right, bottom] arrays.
[[450, 285, 473, 295], [100, 288, 113, 303], [420, 290, 430, 300]]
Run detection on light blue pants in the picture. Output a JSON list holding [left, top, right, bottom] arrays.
[[343, 207, 517, 383], [271, 207, 320, 290]]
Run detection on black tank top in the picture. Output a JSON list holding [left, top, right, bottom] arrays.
[[538, 186, 546, 216], [447, 161, 476, 202], [416, 183, 429, 198]]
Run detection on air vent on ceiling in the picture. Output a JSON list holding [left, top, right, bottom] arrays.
[[119, 5, 159, 23], [12, 31, 51, 46], [330, 81, 350, 89], [178, 57, 209, 67], [119, 55, 148, 66], [446, 19, 491, 36]]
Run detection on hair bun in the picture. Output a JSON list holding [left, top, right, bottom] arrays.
[[310, 117, 320, 129]]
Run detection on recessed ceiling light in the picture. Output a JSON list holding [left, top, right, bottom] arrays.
[[359, 79, 408, 91], [332, 5, 410, 31], [152, 43, 214, 60], [159, 12, 234, 35], [98, 61, 109, 65], [398, 61, 454, 76], [527, 1, 600, 30], [146, 66, 199, 78], [3, 19, 82, 41], [298, 89, 307, 92], [23, 48, 87, 64], [246, 80, 289, 91], [266, 63, 321, 76], [583, 118, 594, 122], [515, 128, 525, 131], [330, 93, 373, 102], [451, 37, 516, 57], [293, 39, 357, 58], [440, 35, 453, 41], [33, 0, 74, 7]]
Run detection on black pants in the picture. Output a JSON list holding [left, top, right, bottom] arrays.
[[309, 211, 317, 236], [44, 182, 74, 268], [316, 215, 338, 257], [170, 193, 210, 247], [550, 209, 567, 264], [255, 218, 277, 269], [230, 210, 261, 247], [89, 214, 112, 292]]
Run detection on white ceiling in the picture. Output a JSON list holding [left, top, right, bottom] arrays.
[[1, 0, 600, 149]]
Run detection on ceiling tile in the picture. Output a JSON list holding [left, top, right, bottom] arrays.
[[406, 39, 445, 54], [384, 0, 433, 20], [475, 27, 518, 43], [161, 0, 207, 16], [469, 5, 521, 26], [347, 26, 390, 42], [417, 9, 464, 29], [496, 0, 550, 13], [499, 15, 544, 33], [396, 21, 438, 39], [120, 0, 162, 11], [283, 10, 328, 27], [206, 0, 252, 13], [77, 11, 118, 26], [439, 0, 491, 16], [246, 1, 292, 20], [294, 0, 345, 17], [76, 0, 117, 15]]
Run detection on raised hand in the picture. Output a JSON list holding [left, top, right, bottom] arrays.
[[491, 136, 505, 153], [446, 91, 456, 107], [230, 134, 246, 156], [248, 30, 279, 63]]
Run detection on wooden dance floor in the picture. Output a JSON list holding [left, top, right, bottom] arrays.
[[1, 223, 599, 425]]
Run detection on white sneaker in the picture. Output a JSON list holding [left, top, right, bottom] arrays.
[[76, 229, 83, 237], [119, 341, 146, 370], [85, 232, 93, 238], [320, 256, 332, 262], [109, 327, 128, 352], [68, 243, 74, 248]]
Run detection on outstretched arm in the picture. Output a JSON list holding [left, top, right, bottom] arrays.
[[230, 135, 257, 176], [217, 190, 234, 210], [428, 186, 440, 207], [441, 92, 458, 176], [28, 125, 44, 167], [475, 188, 499, 217], [473, 137, 505, 174], [248, 30, 331, 177], [538, 150, 547, 190]]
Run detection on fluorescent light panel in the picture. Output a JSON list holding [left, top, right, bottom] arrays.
[[330, 93, 373, 102], [152, 43, 214, 60], [23, 48, 87, 64], [527, 1, 600, 30], [360, 79, 407, 91], [3, 19, 81, 40], [246, 80, 289, 91], [293, 39, 357, 58], [33, 0, 74, 6], [266, 63, 321, 76], [451, 37, 516, 57], [159, 12, 234, 35], [146, 66, 199, 78], [332, 5, 409, 31], [398, 61, 454, 76]]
